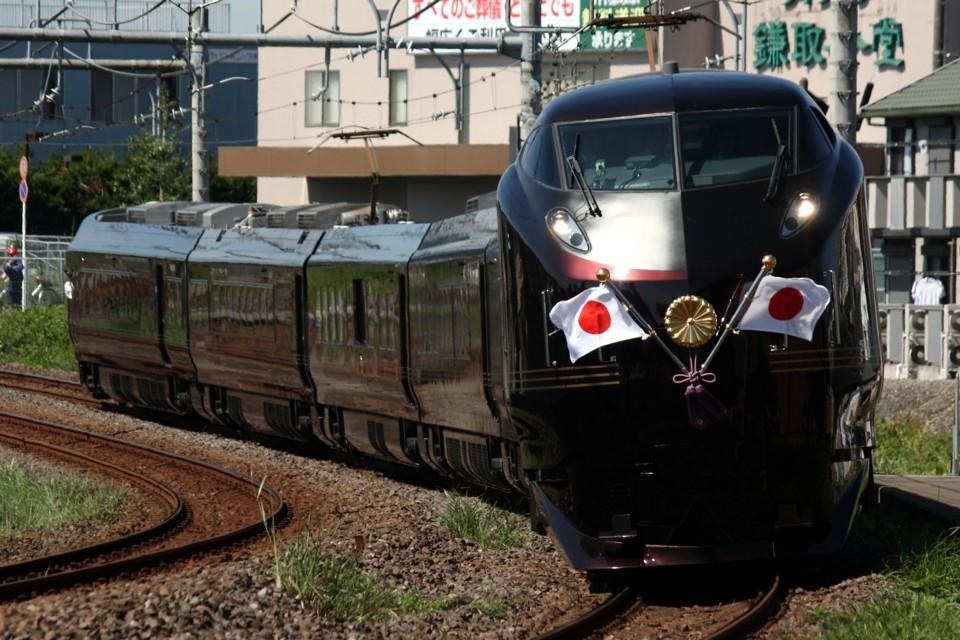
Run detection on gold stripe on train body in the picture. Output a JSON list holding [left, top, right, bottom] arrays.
[[664, 295, 718, 348]]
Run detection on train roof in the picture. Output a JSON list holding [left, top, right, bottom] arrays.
[[536, 70, 817, 126]]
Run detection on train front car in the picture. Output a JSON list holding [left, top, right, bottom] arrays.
[[497, 70, 882, 570]]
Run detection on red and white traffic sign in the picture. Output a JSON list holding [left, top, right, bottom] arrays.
[[18, 179, 28, 204], [18, 156, 28, 180]]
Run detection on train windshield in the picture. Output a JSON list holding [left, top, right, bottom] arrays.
[[558, 116, 677, 191], [678, 109, 793, 189]]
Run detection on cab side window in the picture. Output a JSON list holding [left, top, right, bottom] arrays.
[[519, 127, 560, 188]]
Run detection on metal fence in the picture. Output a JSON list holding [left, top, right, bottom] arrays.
[[1, 234, 70, 308], [25, 235, 70, 305]]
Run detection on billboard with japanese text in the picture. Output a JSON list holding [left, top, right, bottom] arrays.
[[406, 0, 579, 43]]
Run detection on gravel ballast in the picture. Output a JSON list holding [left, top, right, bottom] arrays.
[[0, 378, 951, 638]]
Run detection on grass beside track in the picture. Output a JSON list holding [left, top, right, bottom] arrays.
[[0, 304, 75, 371], [804, 419, 960, 639], [808, 509, 960, 639], [873, 419, 951, 476], [0, 457, 129, 537], [439, 491, 532, 550], [274, 529, 507, 623]]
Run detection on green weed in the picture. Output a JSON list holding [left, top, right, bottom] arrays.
[[811, 589, 960, 640], [0, 458, 129, 536], [873, 420, 950, 476], [439, 492, 531, 550], [0, 304, 75, 371], [276, 531, 457, 623], [465, 599, 509, 618], [895, 529, 960, 604]]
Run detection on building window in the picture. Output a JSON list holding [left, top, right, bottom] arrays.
[[928, 123, 955, 176], [91, 70, 113, 123], [389, 70, 407, 126], [92, 72, 174, 125], [305, 70, 340, 127], [888, 124, 915, 176]]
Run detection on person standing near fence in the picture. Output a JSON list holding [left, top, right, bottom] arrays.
[[2, 246, 24, 308]]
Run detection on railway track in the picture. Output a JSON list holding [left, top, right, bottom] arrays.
[[535, 574, 782, 640], [0, 368, 99, 407], [0, 409, 285, 601]]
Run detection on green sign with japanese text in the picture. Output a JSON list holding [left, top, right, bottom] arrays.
[[753, 15, 905, 71], [581, 0, 649, 51]]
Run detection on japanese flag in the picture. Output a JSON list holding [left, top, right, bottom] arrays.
[[549, 286, 648, 363], [739, 276, 831, 342]]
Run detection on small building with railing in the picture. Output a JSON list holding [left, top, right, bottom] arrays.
[[862, 59, 960, 378]]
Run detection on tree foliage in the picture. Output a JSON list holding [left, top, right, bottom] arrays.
[[113, 133, 190, 204], [0, 135, 256, 236]]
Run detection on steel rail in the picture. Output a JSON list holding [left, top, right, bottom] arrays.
[[705, 574, 783, 640], [0, 426, 186, 581], [530, 586, 639, 640], [0, 369, 99, 406], [0, 411, 285, 600]]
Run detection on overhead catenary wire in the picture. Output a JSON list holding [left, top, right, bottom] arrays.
[[287, 0, 445, 37], [61, 0, 170, 29], [2, 0, 632, 158]]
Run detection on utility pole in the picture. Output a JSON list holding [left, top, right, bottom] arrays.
[[518, 0, 541, 143], [740, 0, 747, 73], [190, 6, 208, 202], [829, 1, 857, 144]]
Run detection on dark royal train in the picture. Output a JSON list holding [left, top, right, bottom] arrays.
[[66, 68, 881, 571]]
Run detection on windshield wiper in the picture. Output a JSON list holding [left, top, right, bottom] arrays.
[[566, 136, 602, 217], [763, 118, 788, 203]]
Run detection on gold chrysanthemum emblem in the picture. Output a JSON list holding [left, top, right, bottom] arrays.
[[664, 295, 718, 348]]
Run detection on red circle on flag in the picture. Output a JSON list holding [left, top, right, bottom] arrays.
[[578, 300, 612, 334], [768, 287, 804, 320]]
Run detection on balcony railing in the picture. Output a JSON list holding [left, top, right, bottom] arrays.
[[866, 174, 960, 232]]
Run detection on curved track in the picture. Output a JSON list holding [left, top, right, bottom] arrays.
[[0, 369, 99, 407], [0, 410, 285, 601], [706, 574, 783, 640], [534, 574, 782, 640], [531, 586, 640, 640]]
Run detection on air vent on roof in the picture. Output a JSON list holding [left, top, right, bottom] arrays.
[[127, 210, 146, 223], [267, 212, 287, 228], [464, 191, 496, 214], [176, 211, 198, 226], [297, 212, 317, 229]]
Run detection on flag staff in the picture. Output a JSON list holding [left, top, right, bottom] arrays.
[[699, 254, 777, 374], [596, 267, 689, 373]]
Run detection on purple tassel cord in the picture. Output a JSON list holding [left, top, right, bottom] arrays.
[[672, 356, 727, 429]]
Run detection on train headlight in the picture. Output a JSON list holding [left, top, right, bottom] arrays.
[[546, 208, 590, 252], [780, 192, 818, 238]]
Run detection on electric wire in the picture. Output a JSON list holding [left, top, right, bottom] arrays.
[[61, 0, 171, 29], [287, 0, 444, 37]]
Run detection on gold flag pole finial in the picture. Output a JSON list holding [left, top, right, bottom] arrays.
[[596, 268, 610, 283]]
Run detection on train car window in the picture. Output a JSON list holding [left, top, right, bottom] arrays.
[[352, 279, 366, 345], [798, 106, 834, 169], [519, 127, 561, 187], [679, 109, 792, 189], [558, 116, 676, 191]]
